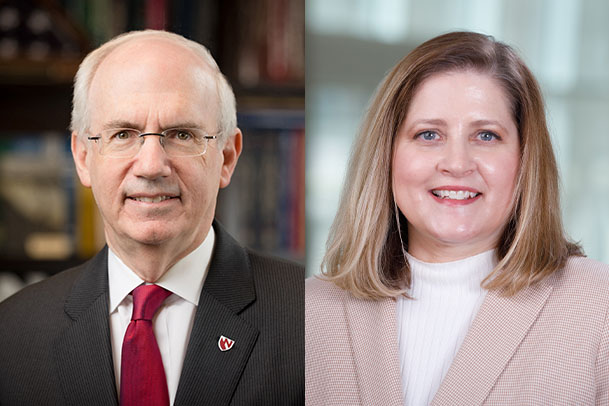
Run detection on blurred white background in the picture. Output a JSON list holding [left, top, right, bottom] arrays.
[[306, 0, 609, 276]]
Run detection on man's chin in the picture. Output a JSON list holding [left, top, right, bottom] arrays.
[[123, 226, 177, 247]]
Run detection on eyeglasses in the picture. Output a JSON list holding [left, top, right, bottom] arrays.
[[87, 128, 218, 158]]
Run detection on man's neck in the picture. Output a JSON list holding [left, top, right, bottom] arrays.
[[105, 230, 210, 282]]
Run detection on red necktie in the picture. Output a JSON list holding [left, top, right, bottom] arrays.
[[120, 284, 172, 406]]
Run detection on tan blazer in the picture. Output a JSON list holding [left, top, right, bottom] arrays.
[[306, 256, 609, 405]]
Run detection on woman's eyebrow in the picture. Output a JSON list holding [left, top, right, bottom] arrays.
[[468, 119, 513, 134], [407, 118, 510, 132], [408, 118, 447, 127]]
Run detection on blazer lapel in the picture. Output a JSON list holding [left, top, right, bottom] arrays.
[[174, 222, 259, 405], [345, 295, 403, 406], [53, 247, 118, 406], [431, 275, 555, 405]]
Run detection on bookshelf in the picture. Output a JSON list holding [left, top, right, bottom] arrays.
[[0, 0, 304, 298], [217, 109, 304, 262]]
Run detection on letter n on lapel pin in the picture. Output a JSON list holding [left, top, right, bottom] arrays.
[[218, 335, 235, 351]]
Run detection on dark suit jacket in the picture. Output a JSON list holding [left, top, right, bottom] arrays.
[[0, 222, 304, 405]]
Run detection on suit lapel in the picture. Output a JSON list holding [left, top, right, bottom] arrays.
[[174, 222, 259, 405], [345, 295, 403, 406], [53, 247, 118, 406], [431, 276, 555, 405]]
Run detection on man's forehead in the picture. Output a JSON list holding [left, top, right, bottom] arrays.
[[102, 37, 213, 72], [89, 37, 217, 97], [87, 38, 220, 131]]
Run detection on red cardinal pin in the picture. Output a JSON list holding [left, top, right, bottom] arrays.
[[218, 335, 235, 351]]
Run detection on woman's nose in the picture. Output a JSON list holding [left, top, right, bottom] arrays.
[[437, 139, 476, 176]]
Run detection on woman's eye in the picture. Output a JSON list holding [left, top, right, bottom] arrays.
[[477, 131, 498, 142], [416, 131, 438, 141]]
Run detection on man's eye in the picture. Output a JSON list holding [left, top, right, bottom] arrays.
[[416, 130, 438, 141], [176, 131, 192, 140], [167, 129, 194, 141], [112, 130, 135, 141]]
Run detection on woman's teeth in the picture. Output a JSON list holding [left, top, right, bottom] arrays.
[[432, 190, 480, 200]]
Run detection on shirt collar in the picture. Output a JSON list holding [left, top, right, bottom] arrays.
[[108, 226, 215, 314]]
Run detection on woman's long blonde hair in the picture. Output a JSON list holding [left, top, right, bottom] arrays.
[[321, 31, 582, 300]]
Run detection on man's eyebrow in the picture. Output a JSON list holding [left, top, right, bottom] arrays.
[[164, 122, 204, 129], [102, 120, 139, 130], [101, 121, 205, 130]]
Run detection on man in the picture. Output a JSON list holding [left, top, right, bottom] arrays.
[[0, 31, 303, 405]]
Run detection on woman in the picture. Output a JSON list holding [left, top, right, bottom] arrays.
[[306, 32, 609, 406]]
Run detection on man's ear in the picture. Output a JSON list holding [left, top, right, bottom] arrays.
[[219, 128, 243, 188], [71, 132, 92, 187]]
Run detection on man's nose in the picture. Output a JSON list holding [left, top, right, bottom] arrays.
[[131, 135, 172, 179], [437, 139, 476, 176]]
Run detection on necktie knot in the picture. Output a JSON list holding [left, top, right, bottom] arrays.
[[131, 284, 171, 321]]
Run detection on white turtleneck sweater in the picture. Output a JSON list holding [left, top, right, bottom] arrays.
[[396, 249, 496, 406]]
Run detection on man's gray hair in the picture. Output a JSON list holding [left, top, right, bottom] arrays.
[[70, 30, 237, 142]]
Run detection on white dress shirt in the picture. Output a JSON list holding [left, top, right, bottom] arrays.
[[397, 249, 495, 406], [108, 227, 215, 406]]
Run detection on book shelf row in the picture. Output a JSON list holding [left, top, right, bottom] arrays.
[[0, 0, 304, 89]]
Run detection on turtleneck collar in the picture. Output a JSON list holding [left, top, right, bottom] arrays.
[[406, 249, 496, 289]]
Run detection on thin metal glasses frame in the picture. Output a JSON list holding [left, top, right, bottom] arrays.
[[87, 129, 218, 158]]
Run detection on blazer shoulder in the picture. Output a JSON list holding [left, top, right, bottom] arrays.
[[0, 264, 86, 359], [0, 265, 83, 317], [562, 255, 609, 277], [245, 250, 304, 313], [247, 249, 304, 282], [306, 276, 347, 303], [554, 256, 609, 298], [546, 256, 609, 334], [306, 276, 351, 327]]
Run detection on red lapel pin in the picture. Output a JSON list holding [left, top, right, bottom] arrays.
[[218, 335, 235, 351]]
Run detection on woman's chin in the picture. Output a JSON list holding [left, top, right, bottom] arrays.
[[428, 228, 493, 249]]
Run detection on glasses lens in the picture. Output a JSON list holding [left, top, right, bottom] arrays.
[[163, 129, 208, 157], [101, 129, 140, 157]]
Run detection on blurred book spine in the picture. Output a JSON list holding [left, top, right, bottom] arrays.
[[217, 110, 305, 263], [0, 133, 103, 263]]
